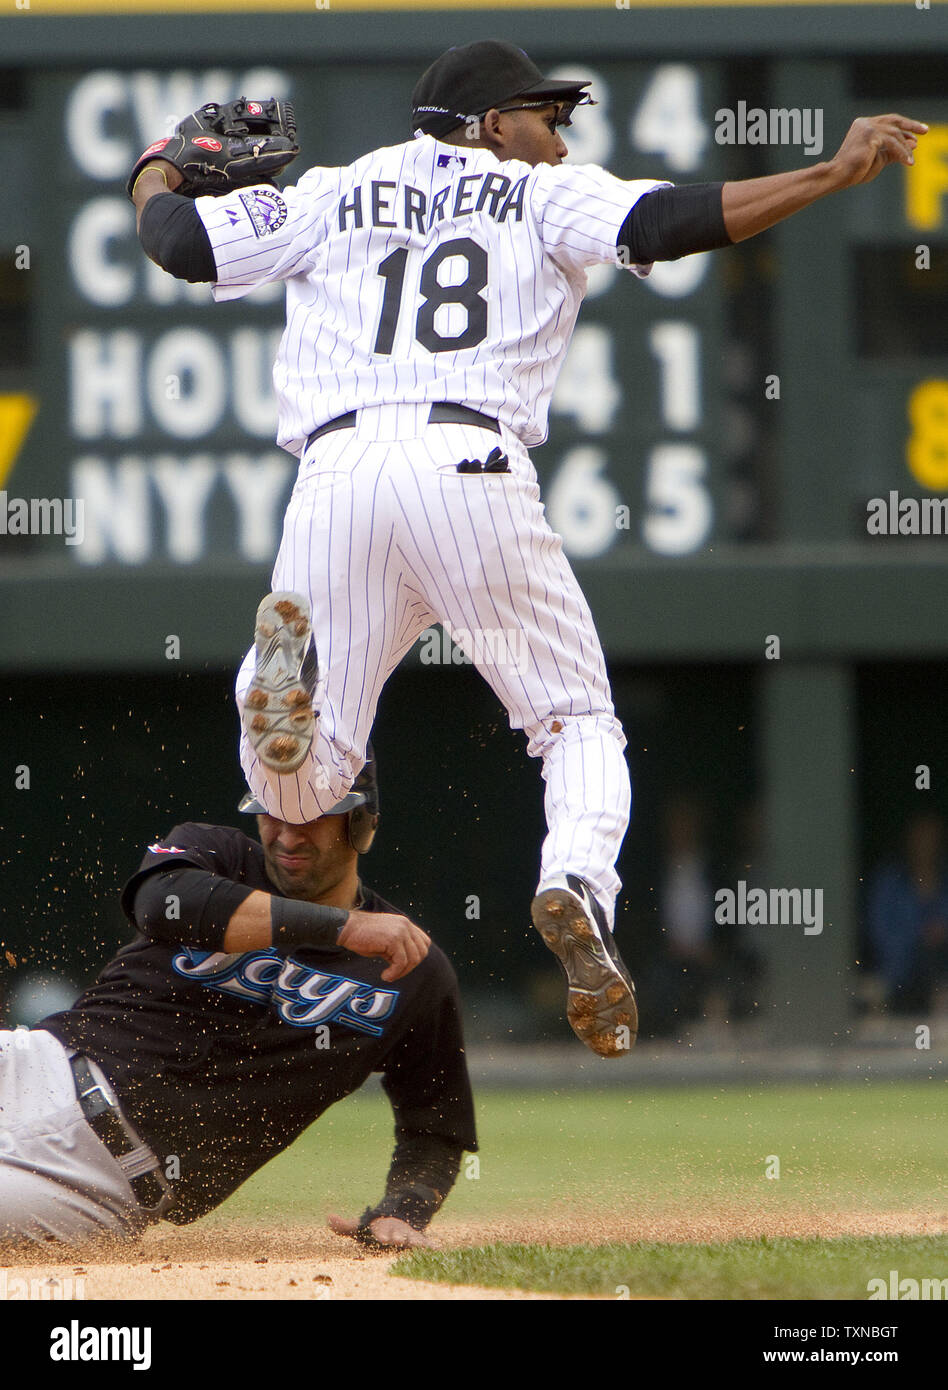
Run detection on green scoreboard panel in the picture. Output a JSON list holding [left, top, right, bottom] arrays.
[[768, 59, 948, 545], [845, 94, 948, 510], [34, 63, 300, 570], [35, 60, 726, 566], [1, 6, 947, 669]]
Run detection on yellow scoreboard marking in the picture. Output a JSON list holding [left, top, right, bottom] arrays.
[[906, 380, 948, 492], [905, 125, 948, 232], [0, 394, 38, 490], [9, 0, 914, 12]]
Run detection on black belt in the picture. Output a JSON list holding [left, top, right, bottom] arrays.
[[70, 1053, 173, 1218], [306, 402, 500, 451]]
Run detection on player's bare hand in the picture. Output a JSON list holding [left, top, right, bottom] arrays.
[[830, 114, 928, 188], [327, 1212, 435, 1250], [337, 909, 430, 980]]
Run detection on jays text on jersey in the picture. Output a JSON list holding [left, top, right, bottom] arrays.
[[195, 134, 667, 454], [39, 823, 477, 1224]]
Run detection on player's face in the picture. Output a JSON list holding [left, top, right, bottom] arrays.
[[257, 812, 354, 900], [491, 103, 569, 166]]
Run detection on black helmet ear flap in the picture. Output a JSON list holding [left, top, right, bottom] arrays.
[[347, 806, 378, 854], [347, 741, 379, 852], [238, 740, 379, 851]]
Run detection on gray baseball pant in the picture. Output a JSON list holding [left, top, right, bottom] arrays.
[[0, 1029, 150, 1250]]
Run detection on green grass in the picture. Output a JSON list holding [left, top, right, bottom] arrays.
[[212, 1080, 945, 1226], [390, 1235, 948, 1300], [204, 1081, 945, 1299]]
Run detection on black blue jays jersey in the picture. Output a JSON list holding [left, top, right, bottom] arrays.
[[39, 822, 476, 1223]]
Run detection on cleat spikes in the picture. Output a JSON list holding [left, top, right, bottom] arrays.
[[531, 878, 638, 1058], [241, 591, 319, 774]]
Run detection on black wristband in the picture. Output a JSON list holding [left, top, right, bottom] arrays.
[[354, 1212, 388, 1249], [270, 897, 349, 950], [359, 1183, 442, 1233]]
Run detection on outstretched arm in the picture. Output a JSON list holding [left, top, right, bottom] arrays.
[[721, 113, 927, 242], [618, 113, 927, 264]]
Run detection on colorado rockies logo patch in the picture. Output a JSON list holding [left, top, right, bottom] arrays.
[[237, 188, 288, 238]]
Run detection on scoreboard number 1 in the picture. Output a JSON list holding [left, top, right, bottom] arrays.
[[648, 322, 701, 432]]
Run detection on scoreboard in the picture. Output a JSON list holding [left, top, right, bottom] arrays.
[[35, 61, 729, 565], [1, 4, 947, 670], [37, 63, 296, 571]]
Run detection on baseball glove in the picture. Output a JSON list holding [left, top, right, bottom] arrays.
[[127, 97, 299, 199]]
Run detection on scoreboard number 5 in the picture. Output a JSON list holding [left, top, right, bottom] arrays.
[[643, 444, 712, 556]]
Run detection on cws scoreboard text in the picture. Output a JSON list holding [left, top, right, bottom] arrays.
[[57, 66, 293, 568]]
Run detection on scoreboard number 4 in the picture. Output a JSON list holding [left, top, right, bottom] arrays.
[[630, 64, 709, 173]]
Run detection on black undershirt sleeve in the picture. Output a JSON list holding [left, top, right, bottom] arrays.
[[131, 867, 254, 950], [131, 866, 349, 952], [139, 191, 218, 283], [617, 182, 732, 264]]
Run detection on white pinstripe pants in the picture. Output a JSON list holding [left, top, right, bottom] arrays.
[[236, 404, 631, 926]]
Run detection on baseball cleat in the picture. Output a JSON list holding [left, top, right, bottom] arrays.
[[242, 591, 318, 774], [531, 874, 638, 1058]]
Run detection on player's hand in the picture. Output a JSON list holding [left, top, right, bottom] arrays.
[[337, 909, 430, 980], [829, 114, 928, 188], [327, 1212, 435, 1250]]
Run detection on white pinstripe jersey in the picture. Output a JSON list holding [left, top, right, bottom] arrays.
[[196, 135, 668, 456]]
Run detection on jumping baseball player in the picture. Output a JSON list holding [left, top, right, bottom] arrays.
[[0, 751, 476, 1251], [127, 42, 926, 1058]]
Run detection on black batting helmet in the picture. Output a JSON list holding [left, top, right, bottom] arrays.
[[238, 743, 380, 854]]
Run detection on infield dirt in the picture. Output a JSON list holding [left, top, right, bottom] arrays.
[[3, 1208, 944, 1300]]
